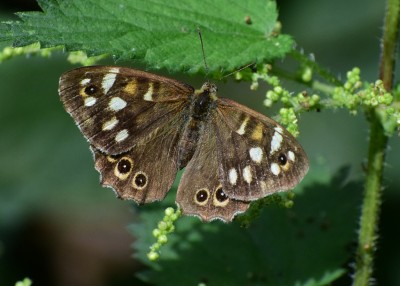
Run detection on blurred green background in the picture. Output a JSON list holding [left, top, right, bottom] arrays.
[[0, 0, 399, 285]]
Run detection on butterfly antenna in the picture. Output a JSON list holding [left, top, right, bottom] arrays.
[[197, 28, 210, 77], [220, 62, 256, 80]]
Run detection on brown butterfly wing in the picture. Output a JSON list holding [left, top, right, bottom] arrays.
[[59, 66, 193, 155], [59, 66, 308, 220], [214, 98, 309, 201], [59, 66, 194, 203], [176, 117, 249, 222], [91, 109, 187, 203]]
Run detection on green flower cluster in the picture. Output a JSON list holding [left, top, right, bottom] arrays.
[[0, 43, 53, 62], [67, 51, 107, 66], [332, 68, 394, 113], [238, 64, 399, 136], [0, 44, 106, 66], [15, 278, 32, 286], [331, 67, 399, 134], [147, 207, 181, 261], [279, 108, 299, 137]]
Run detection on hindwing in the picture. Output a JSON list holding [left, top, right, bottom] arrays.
[[214, 98, 309, 201], [91, 112, 184, 203], [176, 117, 250, 221]]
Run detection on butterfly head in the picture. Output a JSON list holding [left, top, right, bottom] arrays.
[[198, 82, 218, 101]]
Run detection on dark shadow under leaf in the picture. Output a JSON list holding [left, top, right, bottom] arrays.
[[131, 166, 362, 286]]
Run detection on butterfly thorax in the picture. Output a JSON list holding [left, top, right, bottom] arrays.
[[192, 82, 218, 119], [176, 82, 218, 169]]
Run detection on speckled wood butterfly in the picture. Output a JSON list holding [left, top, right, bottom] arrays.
[[58, 66, 309, 222]]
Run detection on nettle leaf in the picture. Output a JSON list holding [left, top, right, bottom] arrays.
[[131, 167, 362, 285], [0, 0, 293, 73]]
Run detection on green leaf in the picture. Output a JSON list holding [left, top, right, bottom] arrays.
[[0, 0, 293, 73], [131, 166, 362, 285]]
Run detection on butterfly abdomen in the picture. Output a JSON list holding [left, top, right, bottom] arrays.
[[176, 83, 217, 168], [177, 120, 202, 169]]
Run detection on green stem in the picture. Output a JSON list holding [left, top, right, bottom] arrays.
[[271, 50, 343, 92], [311, 80, 336, 95], [290, 50, 343, 86], [354, 0, 399, 285], [380, 0, 400, 91], [354, 112, 388, 286], [271, 66, 337, 95]]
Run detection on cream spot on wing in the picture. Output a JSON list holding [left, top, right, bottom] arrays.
[[109, 97, 127, 111], [288, 151, 295, 161], [271, 163, 281, 176], [236, 116, 249, 135], [143, 82, 154, 101], [229, 168, 238, 185], [102, 68, 119, 94], [106, 156, 117, 163], [84, 96, 96, 107], [270, 131, 283, 154], [124, 80, 137, 94], [80, 78, 91, 85], [249, 147, 263, 163], [102, 117, 119, 131], [243, 166, 252, 184], [251, 123, 263, 141], [115, 129, 129, 142], [274, 126, 283, 134]]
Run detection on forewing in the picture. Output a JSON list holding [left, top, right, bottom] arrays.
[[214, 98, 309, 201], [59, 66, 193, 154]]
